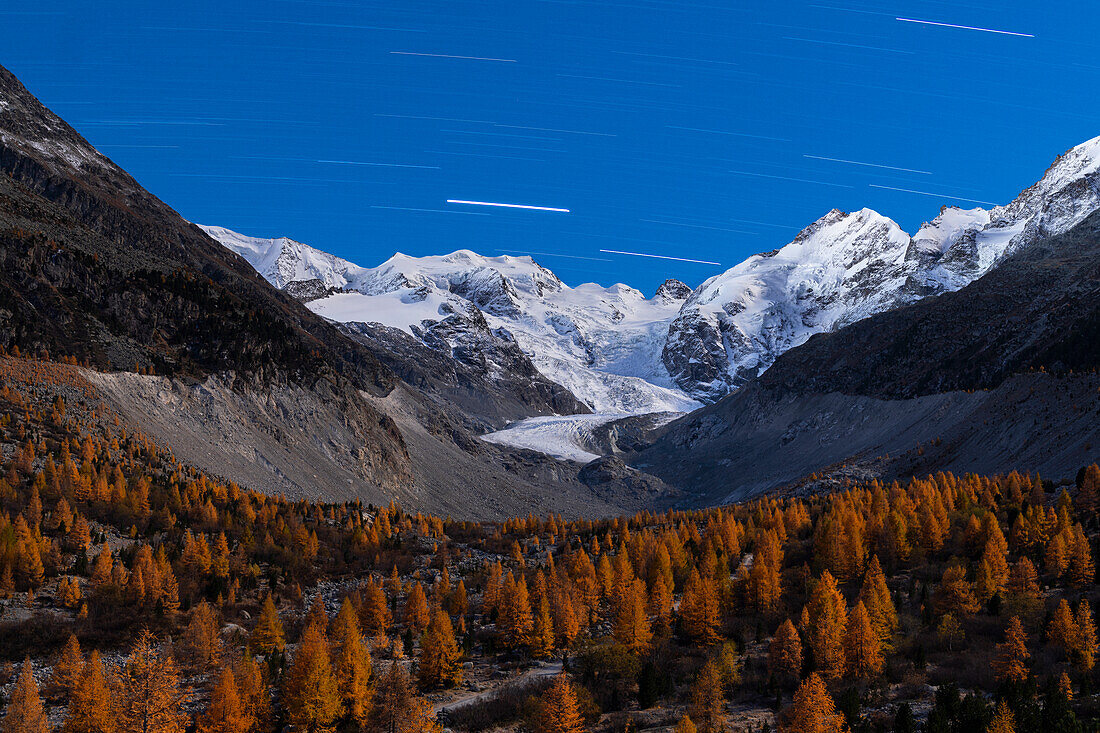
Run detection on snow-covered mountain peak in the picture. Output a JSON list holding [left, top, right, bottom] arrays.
[[663, 134, 1100, 400], [911, 207, 991, 257], [198, 225, 370, 291]]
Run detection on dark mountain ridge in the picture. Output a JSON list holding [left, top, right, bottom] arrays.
[[634, 208, 1100, 504], [0, 63, 662, 518]]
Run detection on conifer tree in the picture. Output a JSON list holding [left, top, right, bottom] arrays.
[[196, 669, 251, 733], [689, 661, 726, 733], [1068, 524, 1094, 586], [1074, 601, 1098, 673], [768, 619, 803, 687], [781, 673, 847, 733], [369, 663, 442, 733], [844, 601, 883, 678], [534, 674, 586, 733], [63, 649, 114, 733], [675, 716, 698, 733], [232, 655, 272, 733], [282, 622, 342, 732], [806, 571, 847, 679], [446, 579, 468, 619], [994, 616, 1031, 684], [933, 565, 979, 617], [14, 515, 44, 588], [531, 593, 557, 659], [359, 578, 392, 640], [551, 582, 581, 648], [613, 577, 652, 653], [250, 594, 285, 654], [418, 605, 462, 689], [987, 700, 1016, 733], [1005, 558, 1042, 621], [404, 582, 430, 636], [1047, 599, 1077, 658], [331, 598, 373, 726], [680, 568, 721, 645], [498, 573, 534, 650], [49, 632, 84, 701], [90, 543, 113, 587], [181, 601, 221, 672], [3, 659, 50, 733], [858, 556, 896, 643], [116, 630, 190, 733]]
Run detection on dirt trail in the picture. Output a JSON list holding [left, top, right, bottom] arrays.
[[432, 661, 562, 715]]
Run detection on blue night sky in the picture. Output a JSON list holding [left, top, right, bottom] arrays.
[[5, 1, 1098, 293]]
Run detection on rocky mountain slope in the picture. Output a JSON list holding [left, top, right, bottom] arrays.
[[635, 208, 1100, 504], [664, 135, 1100, 400], [0, 63, 668, 518]]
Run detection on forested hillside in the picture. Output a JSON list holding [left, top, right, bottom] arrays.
[[0, 354, 1097, 732]]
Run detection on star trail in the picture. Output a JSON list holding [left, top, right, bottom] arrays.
[[4, 1, 1092, 293]]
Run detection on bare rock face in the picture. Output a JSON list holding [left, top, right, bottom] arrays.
[[0, 63, 416, 493], [654, 278, 692, 301], [578, 455, 674, 506], [283, 279, 340, 302]]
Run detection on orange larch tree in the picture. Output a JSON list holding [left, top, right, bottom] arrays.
[[806, 571, 847, 680], [2, 659, 50, 733], [768, 619, 803, 688], [994, 616, 1031, 684], [781, 673, 847, 733], [844, 601, 883, 678]]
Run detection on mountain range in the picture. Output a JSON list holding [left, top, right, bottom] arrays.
[[203, 134, 1100, 413], [2, 60, 1098, 516]]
